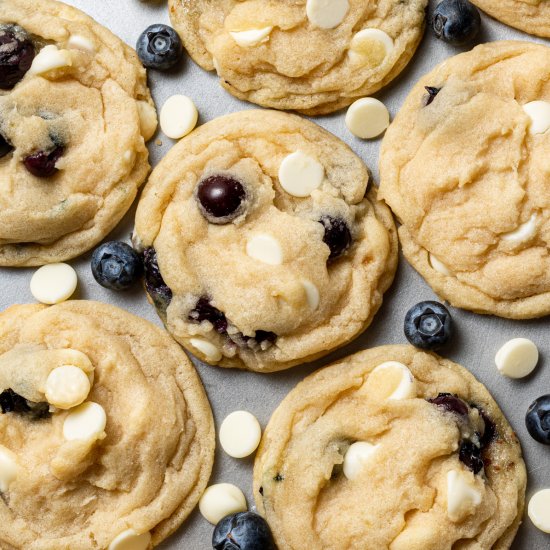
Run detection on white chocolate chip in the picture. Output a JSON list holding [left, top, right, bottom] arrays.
[[219, 411, 262, 458], [63, 401, 106, 442], [199, 483, 247, 524], [189, 338, 222, 362], [137, 100, 158, 142], [428, 252, 453, 276], [495, 338, 538, 379], [67, 35, 96, 54], [345, 98, 390, 139], [45, 365, 91, 409], [528, 489, 550, 533], [368, 361, 417, 400], [446, 469, 482, 522], [349, 29, 394, 66], [343, 442, 379, 480], [108, 529, 151, 550], [501, 213, 538, 243], [29, 45, 73, 76], [278, 151, 324, 197], [30, 263, 78, 305], [306, 0, 349, 29], [302, 280, 320, 310], [230, 27, 273, 47], [0, 446, 18, 492], [246, 234, 283, 265], [160, 95, 198, 140], [523, 101, 550, 135]]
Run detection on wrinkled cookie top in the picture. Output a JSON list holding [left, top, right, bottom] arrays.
[[254, 345, 526, 550], [168, 0, 427, 114]]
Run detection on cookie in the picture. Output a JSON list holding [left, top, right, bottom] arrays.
[[0, 300, 214, 549], [0, 0, 157, 266], [168, 0, 427, 115], [133, 110, 398, 372], [254, 345, 526, 550], [379, 41, 550, 319]]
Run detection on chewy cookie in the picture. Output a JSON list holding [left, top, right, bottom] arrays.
[[0, 301, 214, 549], [134, 110, 398, 372], [254, 345, 526, 550], [0, 0, 157, 266], [168, 0, 427, 115], [380, 41, 550, 319]]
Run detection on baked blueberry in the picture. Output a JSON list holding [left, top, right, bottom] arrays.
[[23, 146, 64, 178], [196, 174, 247, 223], [0, 389, 50, 419], [0, 133, 13, 159], [0, 24, 35, 89], [432, 0, 481, 46], [477, 407, 497, 448], [143, 247, 173, 311], [212, 512, 276, 550], [404, 301, 452, 350], [526, 395, 550, 445], [136, 24, 183, 71], [319, 216, 352, 261], [91, 241, 143, 291], [424, 86, 440, 106], [428, 393, 468, 416], [189, 298, 228, 334], [459, 439, 484, 474]]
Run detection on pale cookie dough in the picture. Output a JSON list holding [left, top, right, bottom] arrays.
[[0, 301, 214, 549], [254, 345, 526, 550], [379, 41, 550, 319], [168, 0, 428, 115], [134, 110, 398, 372], [0, 0, 157, 266]]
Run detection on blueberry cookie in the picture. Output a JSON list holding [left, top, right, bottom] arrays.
[[254, 345, 526, 549], [380, 41, 550, 319], [133, 110, 398, 372], [0, 0, 157, 266], [0, 301, 214, 549], [168, 0, 427, 115]]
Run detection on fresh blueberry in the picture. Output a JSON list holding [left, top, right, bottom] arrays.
[[319, 216, 352, 261], [428, 393, 468, 416], [212, 512, 276, 550], [0, 132, 13, 159], [0, 25, 35, 89], [432, 0, 481, 46], [23, 146, 64, 178], [459, 440, 484, 474], [404, 301, 453, 350], [136, 24, 183, 71], [143, 247, 173, 312], [424, 86, 441, 106], [526, 395, 550, 445], [196, 174, 246, 223], [91, 241, 143, 291], [189, 298, 228, 334]]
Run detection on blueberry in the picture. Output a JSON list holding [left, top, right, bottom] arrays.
[[424, 86, 441, 106], [477, 407, 497, 448], [0, 25, 35, 89], [404, 301, 453, 350], [212, 512, 276, 550], [319, 216, 352, 261], [189, 298, 228, 334], [459, 440, 484, 474], [196, 174, 247, 223], [428, 393, 468, 416], [91, 241, 143, 291], [23, 146, 64, 178], [136, 24, 183, 71], [432, 0, 481, 46], [0, 132, 13, 159], [0, 389, 50, 419], [526, 395, 550, 445], [143, 247, 173, 311]]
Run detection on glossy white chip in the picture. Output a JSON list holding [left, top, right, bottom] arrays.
[[230, 27, 273, 47], [0, 446, 18, 492], [343, 442, 379, 480], [523, 101, 550, 135], [302, 280, 320, 310], [345, 98, 390, 139], [278, 151, 325, 197], [370, 361, 417, 400], [30, 263, 77, 305], [45, 365, 91, 409], [501, 213, 538, 243], [67, 35, 96, 54], [189, 338, 222, 363], [160, 95, 198, 140], [137, 100, 158, 142], [199, 483, 247, 524], [63, 401, 106, 441], [495, 338, 539, 379], [246, 234, 283, 265], [29, 45, 72, 75], [349, 29, 394, 65], [306, 0, 349, 29], [529, 489, 550, 533], [429, 252, 453, 276], [108, 529, 151, 550], [447, 469, 482, 522], [219, 411, 262, 458]]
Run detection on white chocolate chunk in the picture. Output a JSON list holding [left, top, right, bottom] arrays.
[[446, 469, 482, 522], [160, 95, 198, 140], [278, 151, 324, 197], [343, 442, 379, 480], [501, 213, 538, 243], [189, 338, 222, 362], [30, 263, 77, 305], [349, 29, 394, 66], [63, 402, 106, 441], [0, 446, 18, 492], [369, 361, 417, 400], [246, 234, 283, 265], [495, 338, 538, 379], [108, 529, 151, 550], [429, 252, 453, 276], [230, 27, 273, 47], [199, 483, 247, 524], [345, 98, 390, 139], [523, 101, 550, 135], [219, 411, 262, 458], [45, 365, 91, 409], [306, 0, 350, 29], [302, 280, 320, 310], [29, 45, 72, 76], [67, 35, 96, 54], [528, 489, 550, 533], [137, 100, 158, 142]]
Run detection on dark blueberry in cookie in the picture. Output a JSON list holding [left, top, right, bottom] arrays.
[[0, 389, 50, 419], [212, 512, 276, 550], [477, 407, 497, 448], [526, 395, 550, 445], [424, 86, 441, 106], [404, 301, 452, 350], [428, 393, 468, 416], [0, 25, 35, 89], [459, 440, 484, 474], [432, 0, 481, 46], [196, 174, 246, 223], [143, 247, 173, 311], [319, 216, 352, 261], [136, 24, 183, 71], [23, 146, 64, 178], [189, 298, 228, 334], [254, 330, 277, 345], [91, 241, 143, 291], [0, 133, 13, 159]]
